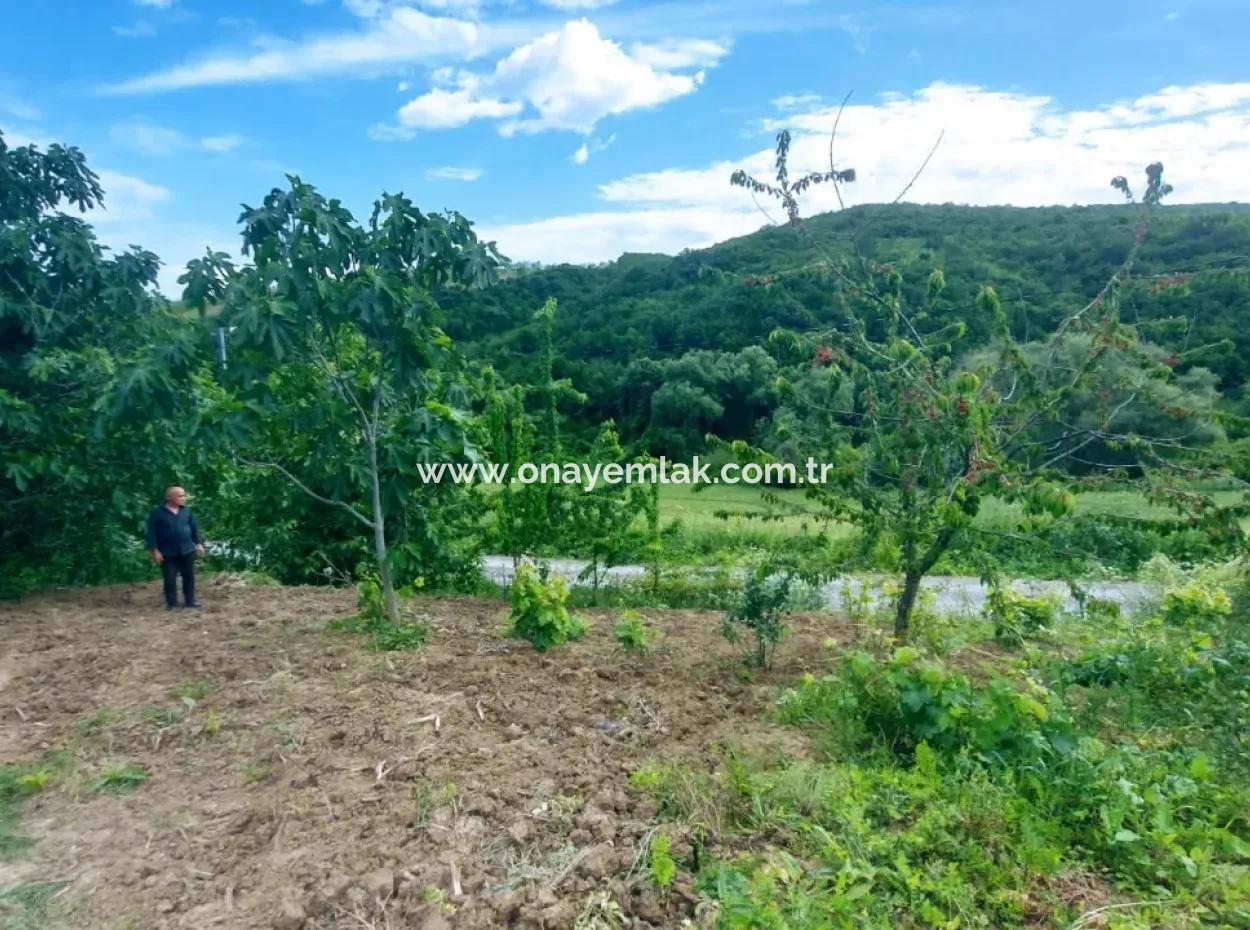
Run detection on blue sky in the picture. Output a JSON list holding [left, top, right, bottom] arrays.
[[2, 0, 1249, 293]]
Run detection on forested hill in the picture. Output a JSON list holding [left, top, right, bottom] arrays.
[[440, 202, 1250, 452]]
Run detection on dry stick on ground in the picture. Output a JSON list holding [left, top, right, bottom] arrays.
[[1069, 901, 1169, 929]]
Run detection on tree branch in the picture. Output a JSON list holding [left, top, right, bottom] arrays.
[[236, 455, 374, 529]]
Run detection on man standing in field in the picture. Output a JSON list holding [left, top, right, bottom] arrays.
[[146, 486, 204, 609]]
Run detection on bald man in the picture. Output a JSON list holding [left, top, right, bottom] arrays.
[[146, 486, 204, 610]]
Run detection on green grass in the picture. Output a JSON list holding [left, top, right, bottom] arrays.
[[0, 881, 71, 930], [87, 764, 146, 795], [1, 761, 60, 861], [652, 483, 836, 539]]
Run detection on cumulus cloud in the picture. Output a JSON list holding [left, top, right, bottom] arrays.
[[109, 120, 246, 156], [486, 81, 1250, 265], [385, 19, 721, 136]]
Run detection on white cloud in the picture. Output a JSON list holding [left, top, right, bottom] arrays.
[[425, 165, 483, 180], [133, 0, 174, 7], [111, 120, 185, 156], [110, 120, 248, 156], [99, 7, 486, 94], [629, 38, 727, 70], [200, 134, 245, 153], [395, 86, 521, 131], [484, 207, 758, 264], [570, 132, 614, 164], [772, 93, 820, 111], [541, 0, 619, 8], [487, 80, 1250, 265], [386, 19, 719, 136], [113, 21, 158, 38], [92, 171, 173, 225]]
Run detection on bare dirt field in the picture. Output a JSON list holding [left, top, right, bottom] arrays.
[[0, 577, 841, 929]]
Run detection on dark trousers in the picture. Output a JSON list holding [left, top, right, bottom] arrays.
[[161, 552, 196, 607]]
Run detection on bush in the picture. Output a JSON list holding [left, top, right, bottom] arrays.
[[721, 568, 797, 668], [1161, 580, 1232, 626], [777, 649, 1077, 764], [615, 610, 659, 655], [987, 587, 1061, 646], [507, 563, 586, 651]]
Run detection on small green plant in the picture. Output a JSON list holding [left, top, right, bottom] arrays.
[[507, 563, 587, 651], [368, 618, 429, 651], [239, 762, 272, 786], [649, 831, 677, 891], [273, 721, 302, 753], [422, 886, 456, 914], [721, 567, 795, 668], [614, 610, 658, 654], [331, 572, 430, 651], [141, 705, 182, 729], [175, 679, 211, 703], [88, 764, 147, 795], [13, 771, 52, 795], [75, 708, 120, 735]]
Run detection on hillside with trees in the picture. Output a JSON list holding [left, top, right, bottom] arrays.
[[442, 202, 1250, 457]]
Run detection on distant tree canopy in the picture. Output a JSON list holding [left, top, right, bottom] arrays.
[[439, 202, 1250, 460]]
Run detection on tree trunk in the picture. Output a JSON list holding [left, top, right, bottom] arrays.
[[894, 570, 923, 639], [366, 430, 399, 625]]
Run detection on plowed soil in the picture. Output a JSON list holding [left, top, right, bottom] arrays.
[[0, 577, 843, 930]]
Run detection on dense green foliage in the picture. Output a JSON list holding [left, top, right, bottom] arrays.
[[442, 201, 1250, 459], [633, 564, 1250, 928], [0, 130, 207, 596], [506, 562, 587, 650]]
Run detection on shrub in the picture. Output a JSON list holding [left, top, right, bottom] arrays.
[[1161, 580, 1232, 627], [507, 563, 586, 651], [615, 610, 659, 655], [777, 649, 1077, 764], [986, 586, 1060, 647], [722, 568, 796, 668]]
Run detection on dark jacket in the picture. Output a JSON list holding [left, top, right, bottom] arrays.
[[146, 505, 201, 558]]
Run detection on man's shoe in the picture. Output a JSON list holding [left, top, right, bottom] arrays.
[[186, 601, 203, 609], [166, 605, 179, 611]]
